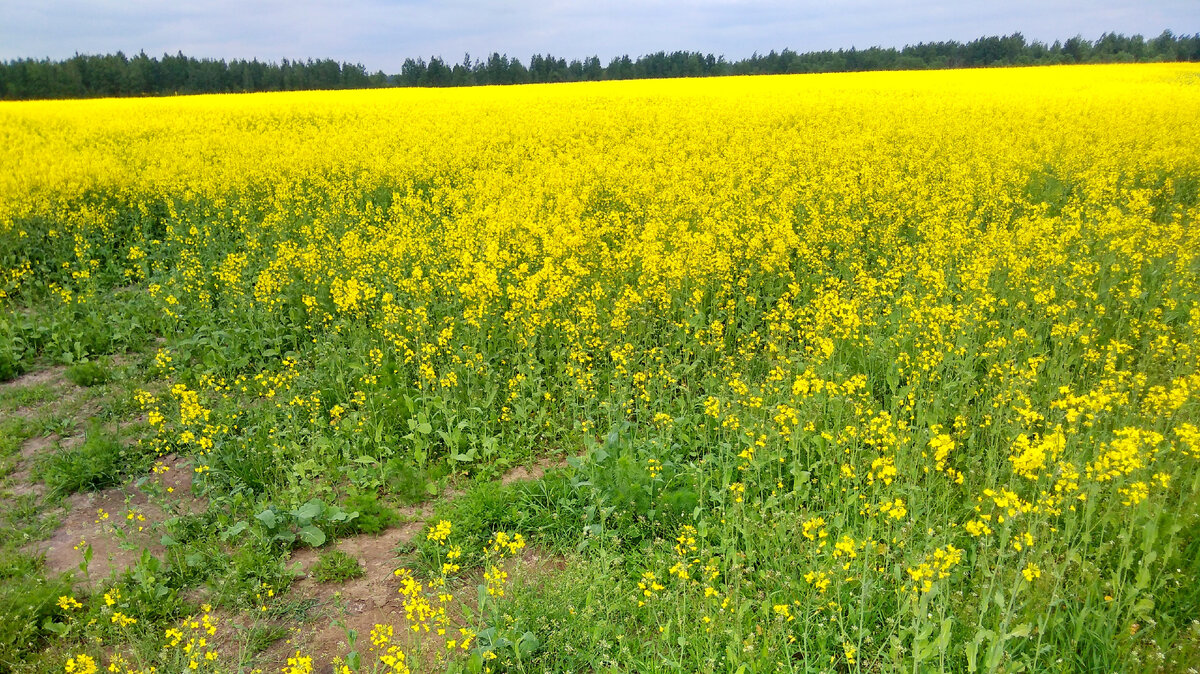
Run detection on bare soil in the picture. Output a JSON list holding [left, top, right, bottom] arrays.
[[27, 453, 201, 583]]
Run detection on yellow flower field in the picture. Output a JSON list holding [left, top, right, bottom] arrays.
[[1, 63, 1199, 672]]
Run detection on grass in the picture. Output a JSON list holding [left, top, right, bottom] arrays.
[[0, 416, 33, 459], [241, 624, 289, 657], [0, 551, 74, 667], [0, 382, 58, 411], [37, 422, 144, 498], [309, 549, 364, 584], [336, 489, 399, 536], [65, 360, 111, 387]]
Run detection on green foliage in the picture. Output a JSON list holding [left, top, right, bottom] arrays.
[[0, 348, 25, 383], [110, 549, 188, 624], [415, 472, 583, 570], [0, 551, 73, 665], [0, 315, 30, 382], [2, 31, 1199, 100], [0, 381, 56, 411], [0, 493, 58, 549], [572, 426, 700, 546], [253, 499, 358, 548], [207, 543, 293, 609], [0, 416, 33, 460], [65, 360, 111, 387], [310, 549, 364, 583], [243, 624, 289, 656], [336, 490, 397, 535], [38, 422, 146, 498], [383, 458, 444, 504]]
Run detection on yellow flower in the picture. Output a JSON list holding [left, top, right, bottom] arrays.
[[426, 520, 452, 544], [1022, 563, 1042, 582], [57, 595, 83, 611], [64, 654, 98, 674]]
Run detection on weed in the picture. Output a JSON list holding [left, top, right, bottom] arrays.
[[309, 549, 364, 583], [0, 416, 33, 459], [336, 489, 398, 535], [0, 493, 59, 547], [65, 360, 111, 387], [242, 623, 289, 656], [0, 382, 57, 411], [0, 551, 73, 665], [383, 458, 447, 504], [38, 422, 146, 497]]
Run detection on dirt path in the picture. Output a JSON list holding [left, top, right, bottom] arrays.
[[28, 453, 200, 582], [4, 363, 571, 671], [250, 457, 568, 672]]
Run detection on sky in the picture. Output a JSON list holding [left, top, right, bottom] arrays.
[[1, 0, 1196, 71]]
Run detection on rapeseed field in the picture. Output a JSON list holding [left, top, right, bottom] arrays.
[[1, 64, 1199, 672]]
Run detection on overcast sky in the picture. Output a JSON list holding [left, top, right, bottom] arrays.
[[1, 0, 1196, 71]]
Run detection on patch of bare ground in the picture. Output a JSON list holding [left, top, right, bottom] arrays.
[[500, 454, 567, 485], [3, 433, 71, 499], [26, 453, 204, 584], [249, 519, 422, 672], [0, 365, 69, 393], [255, 545, 562, 673], [249, 457, 569, 672], [1, 368, 71, 423]]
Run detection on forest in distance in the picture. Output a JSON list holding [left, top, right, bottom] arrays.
[[2, 30, 1199, 100]]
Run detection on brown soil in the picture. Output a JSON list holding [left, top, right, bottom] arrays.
[[5, 434, 62, 498], [500, 454, 568, 485], [247, 459, 570, 672], [256, 543, 562, 673], [7, 364, 570, 670], [26, 453, 202, 584], [0, 366, 68, 393]]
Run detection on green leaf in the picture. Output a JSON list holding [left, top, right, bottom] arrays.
[[221, 521, 248, 540], [1131, 596, 1155, 618], [1008, 623, 1031, 639], [299, 525, 326, 547], [937, 617, 953, 653], [518, 631, 540, 656], [255, 509, 278, 529], [293, 501, 324, 522], [966, 629, 993, 673]]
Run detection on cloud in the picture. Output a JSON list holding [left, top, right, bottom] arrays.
[[1, 0, 1196, 71]]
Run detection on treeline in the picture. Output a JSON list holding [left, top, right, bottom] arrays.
[[0, 53, 388, 100], [3, 31, 1198, 99], [396, 32, 1200, 86]]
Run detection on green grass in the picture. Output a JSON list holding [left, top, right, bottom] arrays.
[[37, 422, 145, 498], [242, 624, 289, 656], [0, 551, 73, 667], [0, 416, 33, 459], [309, 549, 364, 584], [336, 489, 399, 535], [0, 382, 58, 411], [65, 360, 111, 387]]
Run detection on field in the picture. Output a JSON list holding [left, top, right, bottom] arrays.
[[1, 63, 1200, 673]]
